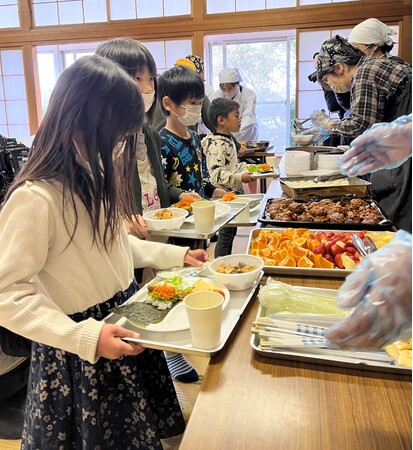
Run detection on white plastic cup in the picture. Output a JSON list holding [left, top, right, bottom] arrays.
[[191, 200, 215, 233], [184, 291, 224, 349], [265, 156, 279, 170]]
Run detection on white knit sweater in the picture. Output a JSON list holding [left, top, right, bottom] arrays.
[[0, 181, 188, 363]]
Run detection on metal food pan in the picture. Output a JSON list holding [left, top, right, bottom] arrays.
[[279, 176, 370, 199], [258, 197, 393, 231]]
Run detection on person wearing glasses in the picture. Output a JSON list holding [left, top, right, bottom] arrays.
[[310, 35, 412, 232]]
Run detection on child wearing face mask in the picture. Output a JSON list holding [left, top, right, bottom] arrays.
[[96, 39, 206, 385], [157, 66, 226, 201]]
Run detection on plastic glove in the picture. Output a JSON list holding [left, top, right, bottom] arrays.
[[311, 109, 331, 129], [303, 127, 331, 145], [340, 115, 412, 176], [325, 230, 412, 349]]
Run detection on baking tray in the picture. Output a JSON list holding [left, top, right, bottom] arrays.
[[258, 197, 393, 231], [279, 176, 370, 199], [251, 287, 411, 374], [246, 228, 395, 278], [104, 271, 263, 358]]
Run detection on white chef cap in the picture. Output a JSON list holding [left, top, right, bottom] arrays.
[[218, 67, 242, 84], [348, 18, 396, 47]]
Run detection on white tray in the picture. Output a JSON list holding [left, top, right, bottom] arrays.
[[251, 286, 411, 374], [105, 271, 264, 357], [218, 194, 265, 226]]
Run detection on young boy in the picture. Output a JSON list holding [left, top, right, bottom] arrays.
[[157, 65, 225, 200], [202, 97, 255, 256]]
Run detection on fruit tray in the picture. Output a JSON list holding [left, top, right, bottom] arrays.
[[258, 197, 393, 231], [246, 227, 395, 278]]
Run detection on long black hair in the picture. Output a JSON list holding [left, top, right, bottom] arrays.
[[95, 37, 158, 122], [4, 55, 144, 249]]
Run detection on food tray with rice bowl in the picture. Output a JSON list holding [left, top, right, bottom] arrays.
[[250, 280, 411, 373], [104, 271, 264, 356], [279, 176, 370, 198], [258, 197, 393, 230], [247, 227, 395, 277]]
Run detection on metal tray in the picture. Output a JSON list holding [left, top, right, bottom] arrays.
[[251, 288, 411, 374], [104, 271, 263, 358], [279, 176, 370, 199], [258, 197, 393, 231], [246, 228, 395, 278]]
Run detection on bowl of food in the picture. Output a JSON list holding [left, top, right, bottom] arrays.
[[143, 207, 188, 231], [291, 134, 313, 146], [209, 254, 264, 291], [246, 140, 270, 151]]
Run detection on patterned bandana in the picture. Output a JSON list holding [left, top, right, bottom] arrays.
[[317, 35, 363, 74], [186, 55, 204, 75]]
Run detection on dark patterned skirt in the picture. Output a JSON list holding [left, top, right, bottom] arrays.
[[21, 280, 185, 449]]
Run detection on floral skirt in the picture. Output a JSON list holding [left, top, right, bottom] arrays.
[[21, 281, 185, 449]]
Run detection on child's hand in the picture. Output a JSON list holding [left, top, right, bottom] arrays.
[[237, 145, 247, 157], [184, 249, 209, 266], [179, 191, 201, 200], [241, 172, 255, 183], [212, 188, 227, 198], [96, 324, 145, 359], [124, 215, 150, 240]]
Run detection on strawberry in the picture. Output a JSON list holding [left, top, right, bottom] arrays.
[[345, 247, 356, 255], [324, 241, 334, 255], [324, 254, 334, 264]]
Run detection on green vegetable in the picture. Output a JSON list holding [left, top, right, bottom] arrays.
[[247, 165, 259, 173]]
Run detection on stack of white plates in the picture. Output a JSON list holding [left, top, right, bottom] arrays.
[[317, 153, 340, 172], [285, 151, 311, 176]]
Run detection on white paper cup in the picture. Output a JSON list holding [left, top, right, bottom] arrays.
[[184, 291, 223, 349], [191, 201, 215, 233], [265, 156, 280, 170]]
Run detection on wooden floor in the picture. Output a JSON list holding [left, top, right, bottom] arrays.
[[0, 228, 251, 448]]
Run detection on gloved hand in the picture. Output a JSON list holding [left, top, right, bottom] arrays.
[[303, 127, 331, 145], [310, 109, 331, 129], [340, 115, 412, 176], [325, 230, 412, 349]]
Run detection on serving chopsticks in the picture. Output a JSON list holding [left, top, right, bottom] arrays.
[[252, 316, 394, 363]]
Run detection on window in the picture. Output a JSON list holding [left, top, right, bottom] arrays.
[[0, 1, 19, 29], [0, 50, 30, 139], [36, 39, 192, 116], [207, 30, 296, 152], [206, 0, 359, 14]]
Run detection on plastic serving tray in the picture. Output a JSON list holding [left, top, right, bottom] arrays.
[[104, 271, 264, 358], [251, 286, 411, 374]]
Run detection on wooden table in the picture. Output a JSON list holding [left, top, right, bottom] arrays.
[[180, 180, 412, 450]]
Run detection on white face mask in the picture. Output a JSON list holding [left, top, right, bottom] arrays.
[[172, 104, 202, 126], [223, 87, 239, 99], [141, 91, 155, 112]]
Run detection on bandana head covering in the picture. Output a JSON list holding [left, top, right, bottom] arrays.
[[218, 67, 242, 84], [348, 18, 396, 47], [185, 55, 204, 75], [317, 35, 364, 74], [174, 58, 197, 72]]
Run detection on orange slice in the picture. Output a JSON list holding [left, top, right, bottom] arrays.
[[280, 240, 293, 251], [297, 256, 314, 268], [314, 254, 334, 269], [263, 257, 276, 266], [260, 247, 271, 258], [292, 245, 308, 259], [251, 240, 265, 251], [278, 255, 297, 267]]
